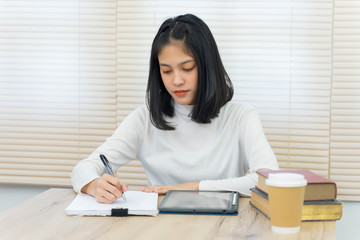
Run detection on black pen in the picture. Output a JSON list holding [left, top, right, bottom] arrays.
[[99, 154, 127, 202]]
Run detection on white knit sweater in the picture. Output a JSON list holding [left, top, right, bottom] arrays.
[[71, 102, 279, 196]]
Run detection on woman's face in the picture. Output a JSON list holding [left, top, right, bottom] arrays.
[[158, 42, 198, 105]]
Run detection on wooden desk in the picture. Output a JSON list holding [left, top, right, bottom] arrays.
[[0, 188, 335, 240]]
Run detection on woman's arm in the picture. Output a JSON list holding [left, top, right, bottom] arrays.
[[71, 105, 147, 196], [200, 109, 279, 196], [141, 182, 199, 194]]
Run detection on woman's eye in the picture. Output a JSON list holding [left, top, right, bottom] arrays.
[[162, 70, 171, 74], [183, 66, 195, 72]]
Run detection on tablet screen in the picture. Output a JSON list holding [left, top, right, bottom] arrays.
[[159, 190, 239, 214]]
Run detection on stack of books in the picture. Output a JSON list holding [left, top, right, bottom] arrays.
[[250, 169, 343, 221]]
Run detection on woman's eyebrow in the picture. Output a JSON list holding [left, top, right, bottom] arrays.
[[159, 59, 195, 67]]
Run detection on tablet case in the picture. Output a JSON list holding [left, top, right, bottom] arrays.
[[158, 190, 239, 215]]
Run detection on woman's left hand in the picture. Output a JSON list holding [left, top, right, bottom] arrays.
[[141, 182, 199, 194]]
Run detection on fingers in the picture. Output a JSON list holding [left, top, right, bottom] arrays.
[[141, 182, 199, 195], [95, 195, 116, 204], [120, 182, 128, 192], [93, 174, 125, 203], [141, 185, 170, 194]]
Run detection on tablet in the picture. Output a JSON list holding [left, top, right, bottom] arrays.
[[158, 190, 239, 215]]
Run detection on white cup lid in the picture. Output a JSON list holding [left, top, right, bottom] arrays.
[[272, 225, 300, 234], [265, 173, 307, 187]]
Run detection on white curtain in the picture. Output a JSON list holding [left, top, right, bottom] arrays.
[[0, 0, 359, 200]]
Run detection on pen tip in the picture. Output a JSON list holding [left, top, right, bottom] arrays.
[[122, 194, 127, 203]]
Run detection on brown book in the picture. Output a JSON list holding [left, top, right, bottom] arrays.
[[256, 169, 337, 201], [250, 188, 343, 221]]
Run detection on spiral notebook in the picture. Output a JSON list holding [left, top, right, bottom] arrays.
[[65, 191, 158, 216]]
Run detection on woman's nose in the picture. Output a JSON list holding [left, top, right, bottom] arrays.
[[173, 71, 184, 86]]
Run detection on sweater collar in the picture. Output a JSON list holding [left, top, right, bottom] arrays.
[[174, 102, 194, 117]]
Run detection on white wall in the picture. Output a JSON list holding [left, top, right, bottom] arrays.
[[0, 184, 50, 211]]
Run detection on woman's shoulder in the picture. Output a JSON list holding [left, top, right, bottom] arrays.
[[133, 103, 148, 114], [122, 103, 149, 123], [221, 101, 256, 116], [219, 102, 260, 128]]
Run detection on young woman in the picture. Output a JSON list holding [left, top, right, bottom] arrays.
[[72, 14, 279, 204]]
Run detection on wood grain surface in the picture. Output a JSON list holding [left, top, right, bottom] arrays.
[[0, 188, 335, 240]]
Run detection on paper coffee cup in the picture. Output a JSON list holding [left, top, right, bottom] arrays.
[[266, 173, 307, 234]]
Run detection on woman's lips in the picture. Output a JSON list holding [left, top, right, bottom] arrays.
[[174, 90, 188, 96]]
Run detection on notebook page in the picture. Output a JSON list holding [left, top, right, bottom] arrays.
[[65, 190, 158, 216]]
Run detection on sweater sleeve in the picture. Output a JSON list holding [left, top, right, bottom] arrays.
[[199, 108, 279, 196], [71, 105, 147, 193]]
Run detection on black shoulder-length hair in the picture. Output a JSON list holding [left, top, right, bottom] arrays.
[[146, 14, 233, 130]]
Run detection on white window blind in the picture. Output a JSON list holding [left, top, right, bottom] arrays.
[[0, 0, 117, 186], [0, 0, 359, 200], [331, 0, 360, 201], [115, 1, 152, 189]]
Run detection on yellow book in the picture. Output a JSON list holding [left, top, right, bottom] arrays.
[[250, 188, 342, 221]]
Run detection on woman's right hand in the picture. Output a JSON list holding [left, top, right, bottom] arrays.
[[81, 174, 128, 204]]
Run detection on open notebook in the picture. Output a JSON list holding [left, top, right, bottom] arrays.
[[65, 191, 158, 216]]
